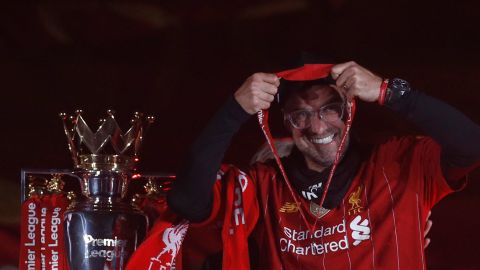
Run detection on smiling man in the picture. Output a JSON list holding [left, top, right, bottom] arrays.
[[133, 60, 480, 269], [283, 84, 347, 171]]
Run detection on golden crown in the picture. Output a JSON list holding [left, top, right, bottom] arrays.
[[60, 110, 155, 171]]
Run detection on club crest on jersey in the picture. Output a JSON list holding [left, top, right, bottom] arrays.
[[279, 202, 300, 213], [348, 185, 364, 215]]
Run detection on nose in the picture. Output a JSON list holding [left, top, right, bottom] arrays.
[[308, 115, 330, 134]]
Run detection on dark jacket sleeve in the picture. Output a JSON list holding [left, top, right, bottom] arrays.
[[167, 96, 251, 222], [386, 90, 480, 182]]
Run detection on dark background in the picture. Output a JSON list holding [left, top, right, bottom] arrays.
[[0, 0, 479, 269]]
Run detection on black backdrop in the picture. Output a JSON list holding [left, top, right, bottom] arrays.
[[1, 1, 479, 268]]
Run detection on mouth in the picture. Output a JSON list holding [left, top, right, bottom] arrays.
[[310, 133, 336, 145]]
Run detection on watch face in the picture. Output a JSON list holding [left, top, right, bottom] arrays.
[[386, 78, 411, 105], [391, 78, 410, 91]]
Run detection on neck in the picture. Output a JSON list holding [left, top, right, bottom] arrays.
[[304, 157, 328, 173]]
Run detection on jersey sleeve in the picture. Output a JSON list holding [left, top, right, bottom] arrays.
[[410, 136, 464, 208], [380, 136, 466, 210]]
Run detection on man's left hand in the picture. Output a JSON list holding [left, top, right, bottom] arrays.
[[330, 61, 383, 102]]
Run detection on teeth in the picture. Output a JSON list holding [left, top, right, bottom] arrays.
[[311, 134, 334, 144]]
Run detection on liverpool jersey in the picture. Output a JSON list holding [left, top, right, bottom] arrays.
[[190, 136, 457, 269]]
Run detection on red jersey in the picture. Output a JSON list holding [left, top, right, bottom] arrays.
[[127, 136, 460, 270], [190, 136, 457, 269]]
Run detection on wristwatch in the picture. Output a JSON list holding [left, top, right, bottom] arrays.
[[385, 78, 411, 105]]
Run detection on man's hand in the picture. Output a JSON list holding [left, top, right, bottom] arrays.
[[234, 73, 280, 115], [330, 61, 383, 102]]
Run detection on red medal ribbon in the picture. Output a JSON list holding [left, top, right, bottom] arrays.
[[256, 63, 357, 234], [276, 64, 334, 81]]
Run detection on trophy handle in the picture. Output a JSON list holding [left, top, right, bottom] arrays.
[[20, 169, 83, 203]]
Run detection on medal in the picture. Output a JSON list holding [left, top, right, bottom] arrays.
[[309, 201, 330, 219]]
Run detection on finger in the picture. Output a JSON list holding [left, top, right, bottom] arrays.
[[259, 83, 278, 95], [331, 61, 357, 80], [335, 67, 355, 89], [424, 238, 431, 249], [337, 76, 356, 102], [256, 99, 271, 111], [427, 211, 432, 219], [255, 73, 280, 87], [424, 220, 433, 237], [255, 90, 276, 103], [345, 90, 355, 102]]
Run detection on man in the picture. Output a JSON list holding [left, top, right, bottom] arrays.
[[129, 60, 480, 269]]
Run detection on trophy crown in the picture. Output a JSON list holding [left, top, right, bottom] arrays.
[[60, 110, 154, 171]]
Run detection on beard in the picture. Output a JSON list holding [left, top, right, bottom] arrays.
[[295, 127, 350, 169]]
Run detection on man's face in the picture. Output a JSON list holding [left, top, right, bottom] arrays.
[[283, 85, 348, 172]]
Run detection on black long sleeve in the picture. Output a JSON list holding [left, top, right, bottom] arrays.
[[386, 90, 480, 181], [167, 96, 251, 222], [169, 87, 480, 222]]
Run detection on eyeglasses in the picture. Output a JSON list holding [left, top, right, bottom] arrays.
[[285, 102, 345, 129]]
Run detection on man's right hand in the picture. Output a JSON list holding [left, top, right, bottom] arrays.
[[234, 73, 280, 115]]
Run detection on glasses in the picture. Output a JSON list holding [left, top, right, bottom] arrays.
[[285, 102, 345, 129]]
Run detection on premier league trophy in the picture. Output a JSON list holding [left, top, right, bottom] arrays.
[[61, 110, 154, 270]]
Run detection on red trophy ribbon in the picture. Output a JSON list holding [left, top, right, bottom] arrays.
[[19, 175, 71, 270]]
